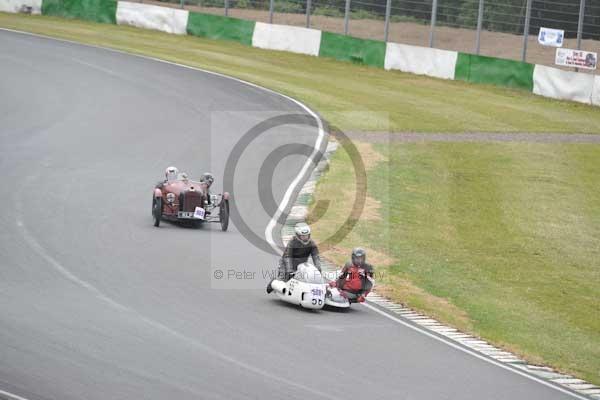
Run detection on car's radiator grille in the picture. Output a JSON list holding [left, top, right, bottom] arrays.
[[181, 191, 204, 212]]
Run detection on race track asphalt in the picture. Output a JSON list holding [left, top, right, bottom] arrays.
[[0, 30, 582, 400]]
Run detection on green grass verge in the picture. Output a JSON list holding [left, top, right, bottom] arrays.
[[2, 12, 600, 133], [308, 140, 600, 385]]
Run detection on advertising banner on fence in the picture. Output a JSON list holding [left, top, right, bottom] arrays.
[[555, 48, 597, 70], [538, 27, 564, 47]]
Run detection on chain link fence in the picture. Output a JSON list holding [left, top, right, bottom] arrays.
[[138, 0, 599, 71]]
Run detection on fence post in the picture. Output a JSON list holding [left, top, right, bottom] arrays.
[[269, 0, 274, 23], [475, 0, 484, 54], [521, 0, 532, 62], [383, 0, 391, 42], [306, 0, 311, 28], [344, 0, 351, 35], [429, 0, 438, 47], [577, 0, 585, 50], [225, 0, 229, 16]]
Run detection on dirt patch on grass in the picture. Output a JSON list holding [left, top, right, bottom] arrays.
[[363, 194, 382, 221], [333, 189, 382, 221], [352, 140, 387, 169], [311, 141, 391, 263]]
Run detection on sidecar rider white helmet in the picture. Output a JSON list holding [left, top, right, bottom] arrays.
[[165, 166, 179, 182], [294, 223, 311, 245], [351, 247, 366, 267]]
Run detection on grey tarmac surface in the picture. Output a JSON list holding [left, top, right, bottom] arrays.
[[0, 30, 584, 400]]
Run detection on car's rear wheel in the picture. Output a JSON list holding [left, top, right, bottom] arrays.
[[152, 197, 162, 227], [219, 199, 229, 232]]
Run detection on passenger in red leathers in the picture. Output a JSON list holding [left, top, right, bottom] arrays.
[[334, 247, 374, 303]]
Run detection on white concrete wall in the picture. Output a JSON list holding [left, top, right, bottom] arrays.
[[0, 0, 42, 14], [116, 1, 188, 35], [252, 22, 321, 56], [533, 65, 594, 104], [384, 42, 457, 80], [592, 75, 600, 106]]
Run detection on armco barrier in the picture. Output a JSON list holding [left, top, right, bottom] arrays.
[[0, 0, 42, 14], [116, 1, 188, 35], [42, 0, 116, 24], [533, 65, 594, 104], [384, 43, 457, 80], [186, 11, 254, 46], [252, 22, 321, 56], [318, 32, 385, 68], [455, 53, 534, 91]]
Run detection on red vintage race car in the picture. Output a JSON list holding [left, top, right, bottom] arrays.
[[152, 169, 230, 231]]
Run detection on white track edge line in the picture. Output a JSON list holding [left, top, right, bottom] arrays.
[[363, 303, 590, 400], [0, 389, 30, 400]]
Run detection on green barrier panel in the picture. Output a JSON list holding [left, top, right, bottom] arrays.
[[454, 53, 534, 91], [42, 0, 117, 24], [318, 32, 385, 68], [186, 12, 255, 46], [453, 53, 471, 82]]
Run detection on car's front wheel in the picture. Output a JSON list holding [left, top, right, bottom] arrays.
[[220, 199, 229, 232], [152, 197, 162, 227]]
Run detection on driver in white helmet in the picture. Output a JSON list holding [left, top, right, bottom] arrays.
[[267, 223, 321, 293], [165, 166, 179, 182], [156, 166, 179, 190]]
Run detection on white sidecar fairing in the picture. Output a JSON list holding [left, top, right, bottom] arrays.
[[271, 278, 326, 309], [270, 264, 351, 309], [324, 287, 351, 308], [271, 264, 325, 309]]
